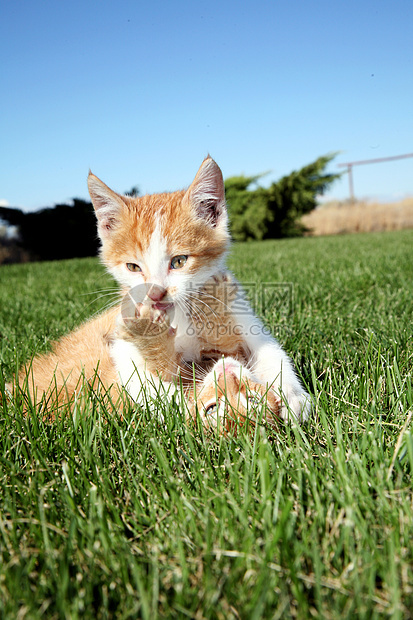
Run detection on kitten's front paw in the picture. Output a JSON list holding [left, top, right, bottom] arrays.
[[138, 300, 168, 323], [120, 298, 175, 339]]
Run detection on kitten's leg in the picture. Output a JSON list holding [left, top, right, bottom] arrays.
[[231, 292, 311, 422], [112, 298, 181, 409]]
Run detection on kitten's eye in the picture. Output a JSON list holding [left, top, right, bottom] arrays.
[[204, 403, 218, 416], [126, 263, 142, 272], [170, 255, 188, 270]]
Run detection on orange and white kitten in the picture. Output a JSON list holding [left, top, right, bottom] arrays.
[[98, 157, 310, 422], [15, 157, 310, 422]]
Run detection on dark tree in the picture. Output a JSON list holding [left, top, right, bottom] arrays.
[[0, 199, 99, 261]]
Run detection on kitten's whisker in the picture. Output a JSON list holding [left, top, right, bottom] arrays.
[[85, 292, 121, 308], [79, 288, 121, 303], [178, 298, 211, 325], [153, 362, 196, 385], [180, 295, 219, 322], [182, 360, 209, 382], [87, 298, 121, 320], [79, 287, 120, 297], [186, 289, 233, 314], [176, 299, 202, 324], [78, 287, 122, 317], [183, 290, 225, 310], [182, 293, 225, 320]]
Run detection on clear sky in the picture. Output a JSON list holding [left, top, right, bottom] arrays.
[[1, 0, 412, 211]]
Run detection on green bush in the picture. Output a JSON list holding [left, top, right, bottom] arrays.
[[225, 153, 341, 240]]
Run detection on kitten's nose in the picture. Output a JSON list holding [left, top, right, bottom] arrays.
[[147, 284, 167, 302]]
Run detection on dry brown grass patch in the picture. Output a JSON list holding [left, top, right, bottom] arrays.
[[301, 196, 413, 236]]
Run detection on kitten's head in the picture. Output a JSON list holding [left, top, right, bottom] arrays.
[[191, 357, 281, 433], [88, 157, 230, 307]]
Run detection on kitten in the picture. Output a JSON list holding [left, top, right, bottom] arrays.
[[13, 157, 310, 422]]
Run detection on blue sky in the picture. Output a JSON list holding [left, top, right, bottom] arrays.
[[1, 0, 412, 211]]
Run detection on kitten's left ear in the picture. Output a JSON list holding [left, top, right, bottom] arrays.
[[88, 172, 127, 237], [185, 156, 226, 227]]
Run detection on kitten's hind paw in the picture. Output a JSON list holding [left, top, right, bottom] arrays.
[[277, 388, 312, 424]]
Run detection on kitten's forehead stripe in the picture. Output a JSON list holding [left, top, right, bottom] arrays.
[[143, 216, 169, 280]]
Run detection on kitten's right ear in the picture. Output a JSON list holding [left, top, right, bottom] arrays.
[[185, 156, 227, 227], [88, 172, 126, 236]]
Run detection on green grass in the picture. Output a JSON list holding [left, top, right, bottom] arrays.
[[1, 230, 413, 619]]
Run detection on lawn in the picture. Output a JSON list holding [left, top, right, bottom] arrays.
[[0, 229, 412, 618]]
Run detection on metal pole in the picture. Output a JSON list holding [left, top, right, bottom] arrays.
[[348, 165, 354, 203], [338, 152, 413, 202]]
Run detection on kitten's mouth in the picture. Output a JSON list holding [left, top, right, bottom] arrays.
[[153, 302, 174, 311]]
